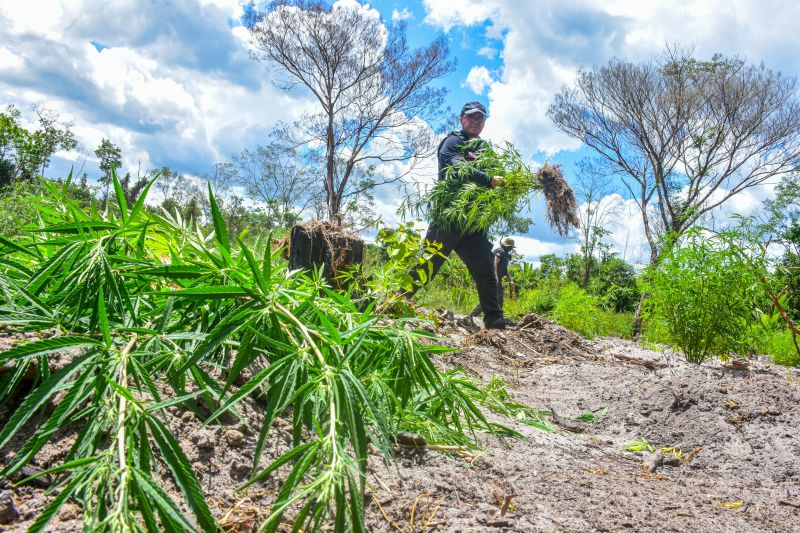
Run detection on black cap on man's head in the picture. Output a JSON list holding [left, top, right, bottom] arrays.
[[461, 101, 487, 117]]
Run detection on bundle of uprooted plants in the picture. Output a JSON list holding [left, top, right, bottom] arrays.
[[426, 140, 580, 236], [0, 172, 550, 532]]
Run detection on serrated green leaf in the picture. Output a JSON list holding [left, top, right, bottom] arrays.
[[0, 353, 97, 450], [15, 456, 100, 486], [133, 264, 209, 279], [132, 468, 198, 532], [0, 336, 103, 363], [238, 238, 268, 293], [126, 173, 159, 224], [34, 221, 119, 233], [112, 165, 129, 221], [155, 286, 250, 299], [145, 390, 204, 413], [0, 235, 41, 259], [97, 287, 111, 347], [146, 416, 216, 532], [207, 183, 230, 252], [208, 355, 292, 422]]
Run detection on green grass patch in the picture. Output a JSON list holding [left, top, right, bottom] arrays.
[[597, 311, 634, 339], [765, 329, 800, 367], [551, 284, 601, 339]]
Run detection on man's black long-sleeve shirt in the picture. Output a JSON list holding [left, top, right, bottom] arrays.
[[437, 130, 491, 188]]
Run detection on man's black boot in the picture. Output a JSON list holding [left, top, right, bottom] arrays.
[[486, 316, 517, 330]]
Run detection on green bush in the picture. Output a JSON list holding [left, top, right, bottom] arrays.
[[504, 288, 537, 318], [767, 330, 800, 366], [551, 283, 601, 338], [414, 255, 478, 314], [647, 228, 761, 363], [597, 311, 634, 339], [505, 280, 562, 318], [746, 305, 799, 366], [0, 180, 42, 236], [639, 314, 673, 346], [416, 285, 478, 314]]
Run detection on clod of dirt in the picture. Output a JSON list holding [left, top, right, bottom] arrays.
[[229, 460, 251, 481], [287, 221, 364, 285], [192, 430, 215, 451], [0, 490, 19, 524], [225, 429, 245, 447]]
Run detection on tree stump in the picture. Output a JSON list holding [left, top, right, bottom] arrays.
[[288, 222, 364, 286]]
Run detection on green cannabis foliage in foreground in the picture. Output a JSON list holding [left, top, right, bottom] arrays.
[[0, 173, 544, 532], [425, 140, 579, 236]]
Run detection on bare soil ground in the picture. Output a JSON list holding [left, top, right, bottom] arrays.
[[2, 315, 799, 532]]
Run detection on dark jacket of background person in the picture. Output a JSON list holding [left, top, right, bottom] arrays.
[[494, 245, 512, 277]]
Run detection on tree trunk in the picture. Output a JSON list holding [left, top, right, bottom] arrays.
[[631, 247, 660, 342], [288, 223, 364, 287], [582, 253, 591, 289], [631, 292, 649, 342]]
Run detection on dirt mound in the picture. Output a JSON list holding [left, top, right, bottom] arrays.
[[594, 353, 800, 485], [368, 323, 800, 532]]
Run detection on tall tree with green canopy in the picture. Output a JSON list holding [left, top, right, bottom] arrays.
[[95, 138, 123, 206], [0, 105, 77, 185], [761, 173, 800, 322]]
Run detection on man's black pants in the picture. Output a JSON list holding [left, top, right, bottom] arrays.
[[405, 225, 503, 326], [469, 281, 504, 317]]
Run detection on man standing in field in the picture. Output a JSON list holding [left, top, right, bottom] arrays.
[[407, 101, 516, 330], [470, 237, 517, 318]]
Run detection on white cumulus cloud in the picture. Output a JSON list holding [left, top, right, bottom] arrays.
[[462, 66, 495, 95], [423, 0, 800, 157], [0, 0, 315, 179], [511, 235, 580, 264], [391, 7, 413, 21]]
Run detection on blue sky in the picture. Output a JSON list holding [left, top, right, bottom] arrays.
[[2, 0, 799, 264]]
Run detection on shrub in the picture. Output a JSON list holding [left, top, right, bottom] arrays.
[[505, 279, 563, 318], [412, 254, 480, 314], [647, 228, 761, 363], [416, 285, 478, 314], [639, 314, 673, 346], [767, 330, 800, 367], [0, 180, 42, 236], [597, 311, 634, 339], [551, 283, 601, 338]]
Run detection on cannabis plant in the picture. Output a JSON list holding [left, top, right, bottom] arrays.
[[425, 140, 579, 236], [0, 171, 539, 531], [646, 227, 762, 363]]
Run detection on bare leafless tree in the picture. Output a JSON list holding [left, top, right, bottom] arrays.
[[247, 0, 454, 226], [548, 47, 800, 265], [574, 158, 623, 287]]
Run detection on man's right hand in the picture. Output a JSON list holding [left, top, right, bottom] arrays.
[[490, 176, 505, 188]]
